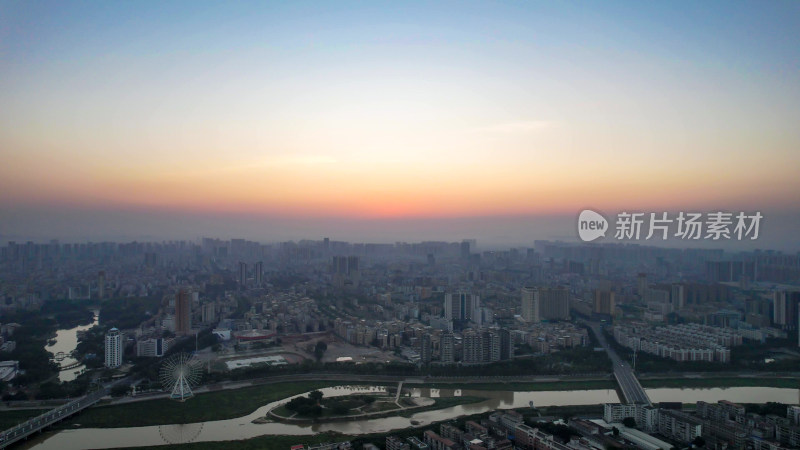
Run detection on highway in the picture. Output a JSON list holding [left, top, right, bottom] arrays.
[[585, 321, 652, 405]]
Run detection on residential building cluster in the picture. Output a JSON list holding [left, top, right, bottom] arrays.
[[612, 322, 742, 362], [604, 401, 800, 449], [512, 322, 589, 354]]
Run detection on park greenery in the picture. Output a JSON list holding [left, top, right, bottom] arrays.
[[99, 296, 161, 330], [58, 381, 342, 428], [0, 301, 95, 397], [283, 390, 381, 417]]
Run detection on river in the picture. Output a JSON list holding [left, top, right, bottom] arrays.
[[22, 384, 799, 449], [45, 311, 99, 382]]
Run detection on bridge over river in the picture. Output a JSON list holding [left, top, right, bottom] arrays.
[[0, 385, 112, 448]]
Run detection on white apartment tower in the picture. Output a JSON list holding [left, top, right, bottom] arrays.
[[105, 327, 122, 368]]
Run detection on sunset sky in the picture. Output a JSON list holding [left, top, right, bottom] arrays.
[[1, 1, 799, 248]]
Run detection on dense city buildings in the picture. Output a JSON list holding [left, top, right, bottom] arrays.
[[0, 235, 799, 447]]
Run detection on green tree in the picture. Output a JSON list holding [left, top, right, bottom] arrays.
[[314, 341, 327, 361], [332, 403, 349, 415], [622, 417, 637, 428], [309, 390, 324, 403], [110, 384, 130, 397]]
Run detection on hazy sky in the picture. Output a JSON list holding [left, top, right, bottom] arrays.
[[1, 1, 799, 249]]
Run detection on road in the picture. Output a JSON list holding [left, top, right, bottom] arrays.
[[585, 321, 652, 405], [0, 378, 128, 448]]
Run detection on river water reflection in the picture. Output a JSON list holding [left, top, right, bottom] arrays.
[[46, 312, 98, 382], [24, 385, 798, 449]]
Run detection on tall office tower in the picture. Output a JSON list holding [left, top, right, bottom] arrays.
[[238, 261, 247, 287], [637, 273, 648, 297], [593, 289, 616, 316], [253, 261, 263, 286], [520, 287, 540, 323], [419, 333, 432, 365], [105, 328, 122, 368], [97, 271, 106, 300], [440, 332, 455, 363], [444, 292, 480, 321], [175, 289, 192, 335]]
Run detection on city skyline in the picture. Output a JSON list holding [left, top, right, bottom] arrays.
[[2, 1, 799, 249]]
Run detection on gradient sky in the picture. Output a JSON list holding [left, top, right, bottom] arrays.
[[1, 1, 799, 248]]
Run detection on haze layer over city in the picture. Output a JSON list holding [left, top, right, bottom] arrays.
[[1, 2, 799, 450], [2, 1, 800, 250]]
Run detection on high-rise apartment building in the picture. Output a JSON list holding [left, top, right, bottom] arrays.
[[238, 261, 247, 287], [594, 289, 616, 316], [539, 287, 570, 320], [201, 302, 216, 324], [521, 287, 570, 322], [463, 329, 482, 363], [105, 328, 122, 368], [461, 328, 506, 364], [419, 333, 432, 365], [520, 287, 539, 322], [253, 261, 263, 286], [440, 332, 454, 363], [773, 290, 800, 334], [175, 289, 192, 335], [331, 255, 361, 287], [444, 292, 480, 321]]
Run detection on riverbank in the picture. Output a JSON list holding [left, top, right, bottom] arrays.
[[117, 404, 606, 450], [263, 396, 486, 424], [639, 376, 799, 389], [423, 379, 615, 391], [45, 375, 799, 430], [56, 381, 344, 429]]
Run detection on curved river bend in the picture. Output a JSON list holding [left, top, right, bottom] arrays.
[[24, 385, 799, 449]]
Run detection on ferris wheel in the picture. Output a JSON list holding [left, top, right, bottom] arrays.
[[159, 352, 202, 402]]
